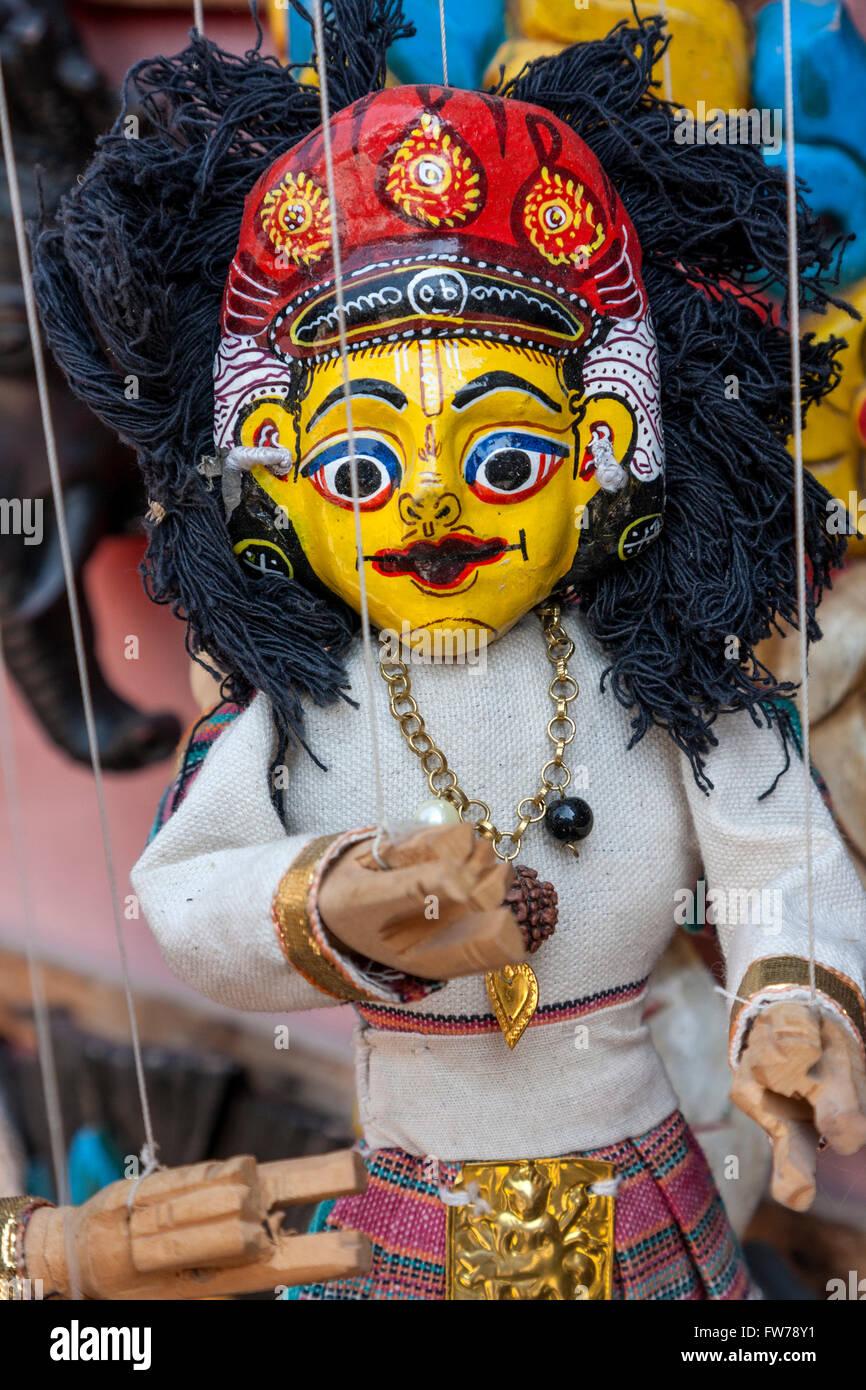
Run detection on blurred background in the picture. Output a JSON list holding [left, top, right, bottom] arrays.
[[0, 0, 865, 1299]]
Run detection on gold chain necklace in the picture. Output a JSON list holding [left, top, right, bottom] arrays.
[[379, 602, 585, 1047]]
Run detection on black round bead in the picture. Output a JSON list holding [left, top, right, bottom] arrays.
[[545, 796, 593, 843]]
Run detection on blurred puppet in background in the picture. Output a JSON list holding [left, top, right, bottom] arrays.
[[0, 0, 180, 770]]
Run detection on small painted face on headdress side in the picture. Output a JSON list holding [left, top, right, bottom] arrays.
[[212, 87, 664, 646]]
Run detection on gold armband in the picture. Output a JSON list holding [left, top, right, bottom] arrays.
[[730, 957, 866, 1055], [1, 1197, 50, 1300], [272, 833, 376, 1003]]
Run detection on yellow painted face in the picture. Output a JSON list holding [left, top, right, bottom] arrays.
[[506, 0, 750, 113], [800, 280, 866, 558], [240, 341, 633, 645]]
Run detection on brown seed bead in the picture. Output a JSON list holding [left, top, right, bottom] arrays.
[[504, 863, 558, 954]]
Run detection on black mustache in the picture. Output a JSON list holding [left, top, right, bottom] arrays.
[[365, 532, 527, 586]]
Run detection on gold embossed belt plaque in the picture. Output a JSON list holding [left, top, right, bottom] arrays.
[[446, 1157, 615, 1300]]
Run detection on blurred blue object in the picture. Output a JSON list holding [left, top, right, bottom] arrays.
[[67, 1125, 126, 1205], [282, 0, 505, 89], [23, 1125, 125, 1205], [764, 141, 866, 282], [753, 0, 866, 284], [387, 0, 505, 88], [24, 1156, 54, 1205]]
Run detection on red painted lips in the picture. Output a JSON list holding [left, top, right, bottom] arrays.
[[371, 534, 507, 589]]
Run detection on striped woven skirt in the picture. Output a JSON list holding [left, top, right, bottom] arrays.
[[291, 1109, 755, 1300]]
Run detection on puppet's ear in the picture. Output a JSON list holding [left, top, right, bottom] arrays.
[[573, 396, 637, 488]]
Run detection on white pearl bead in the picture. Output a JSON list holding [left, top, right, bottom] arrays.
[[414, 797, 461, 826]]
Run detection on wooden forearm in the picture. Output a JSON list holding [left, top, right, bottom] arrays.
[[24, 1207, 368, 1299], [20, 1150, 371, 1299], [23, 1205, 68, 1298]]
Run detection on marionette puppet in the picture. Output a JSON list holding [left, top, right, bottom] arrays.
[[22, 4, 866, 1301]]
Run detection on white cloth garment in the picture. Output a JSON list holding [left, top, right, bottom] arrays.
[[132, 610, 866, 1160]]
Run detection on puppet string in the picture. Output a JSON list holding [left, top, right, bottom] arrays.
[[438, 1181, 492, 1214], [781, 0, 816, 1003], [126, 1142, 162, 1213], [0, 56, 162, 1182], [439, 0, 448, 87], [193, 0, 205, 36], [715, 986, 757, 1010], [312, 0, 388, 864]]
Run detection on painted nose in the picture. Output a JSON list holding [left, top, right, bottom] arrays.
[[398, 491, 461, 538]]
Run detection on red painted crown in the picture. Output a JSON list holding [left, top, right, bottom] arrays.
[[222, 85, 646, 362]]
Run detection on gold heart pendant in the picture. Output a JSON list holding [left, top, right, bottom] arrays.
[[485, 963, 539, 1049]]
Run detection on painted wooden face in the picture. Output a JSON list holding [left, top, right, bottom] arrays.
[[238, 339, 637, 644], [214, 86, 666, 644]]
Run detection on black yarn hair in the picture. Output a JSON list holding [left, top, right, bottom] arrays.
[[32, 1, 413, 762], [496, 19, 851, 789], [32, 3, 850, 788]]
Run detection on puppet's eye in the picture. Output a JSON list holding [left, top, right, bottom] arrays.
[[464, 431, 569, 504], [302, 435, 401, 510]]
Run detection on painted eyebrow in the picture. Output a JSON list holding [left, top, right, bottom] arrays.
[[306, 378, 408, 429], [451, 371, 562, 414]]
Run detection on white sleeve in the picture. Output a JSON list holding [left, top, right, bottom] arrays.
[[679, 706, 866, 1065], [131, 694, 436, 1014]]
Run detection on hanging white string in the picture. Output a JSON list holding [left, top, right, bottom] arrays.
[[657, 0, 674, 105], [438, 0, 449, 87], [193, 0, 205, 36], [781, 0, 816, 1002], [311, 0, 388, 854], [0, 56, 162, 1167], [0, 651, 68, 1208]]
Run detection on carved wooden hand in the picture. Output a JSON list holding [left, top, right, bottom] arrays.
[[731, 1001, 866, 1211], [318, 821, 524, 979], [24, 1149, 370, 1299]]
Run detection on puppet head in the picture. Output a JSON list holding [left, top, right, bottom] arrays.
[[213, 87, 663, 647], [32, 6, 849, 787]]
